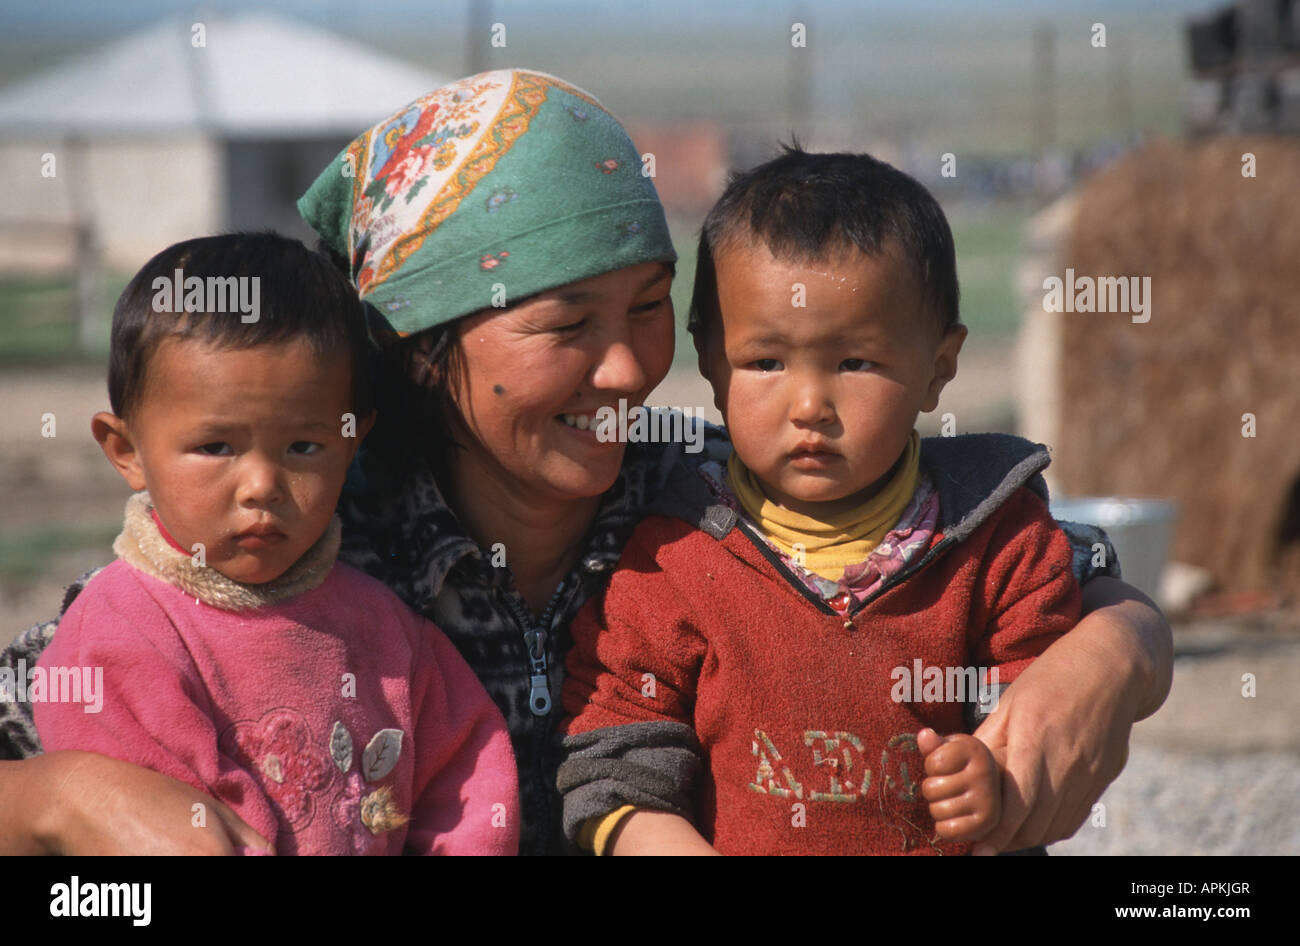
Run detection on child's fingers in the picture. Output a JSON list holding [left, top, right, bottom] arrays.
[[922, 738, 979, 777], [926, 790, 979, 822], [928, 779, 1002, 840], [930, 733, 999, 777], [916, 727, 945, 757], [929, 786, 1001, 842], [932, 810, 998, 843], [920, 770, 970, 802]]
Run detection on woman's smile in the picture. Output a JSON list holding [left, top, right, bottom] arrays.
[[555, 415, 616, 447], [449, 261, 676, 502]]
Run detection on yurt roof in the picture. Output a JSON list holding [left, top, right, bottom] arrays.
[[0, 10, 446, 137]]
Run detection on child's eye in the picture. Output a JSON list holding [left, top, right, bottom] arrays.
[[197, 442, 231, 456], [750, 359, 782, 372], [841, 358, 875, 372], [290, 442, 322, 456]]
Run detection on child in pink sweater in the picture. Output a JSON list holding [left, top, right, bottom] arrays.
[[34, 233, 519, 855]]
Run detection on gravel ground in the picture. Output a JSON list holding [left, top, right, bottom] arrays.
[[1050, 744, 1300, 855], [1051, 622, 1300, 856]]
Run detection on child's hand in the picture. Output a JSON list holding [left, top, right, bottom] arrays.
[[917, 728, 1001, 846]]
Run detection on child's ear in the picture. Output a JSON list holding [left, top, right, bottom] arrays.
[[695, 339, 712, 392], [92, 411, 147, 491], [693, 324, 727, 417], [920, 323, 967, 413]]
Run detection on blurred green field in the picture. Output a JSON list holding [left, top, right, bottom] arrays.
[[0, 524, 118, 590], [948, 200, 1033, 339], [0, 274, 123, 363], [0, 279, 82, 360]]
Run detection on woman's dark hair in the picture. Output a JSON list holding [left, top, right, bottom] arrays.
[[315, 239, 465, 481], [689, 142, 961, 343], [109, 232, 374, 422]]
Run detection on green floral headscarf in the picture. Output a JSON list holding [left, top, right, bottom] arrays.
[[299, 69, 677, 336]]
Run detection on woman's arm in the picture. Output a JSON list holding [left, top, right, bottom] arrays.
[[1077, 577, 1172, 721], [0, 752, 273, 855], [971, 576, 1173, 854]]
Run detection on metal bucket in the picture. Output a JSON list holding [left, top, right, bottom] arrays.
[[1049, 496, 1179, 601]]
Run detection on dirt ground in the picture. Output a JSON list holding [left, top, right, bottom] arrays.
[[1, 362, 124, 635], [3, 360, 1296, 854]]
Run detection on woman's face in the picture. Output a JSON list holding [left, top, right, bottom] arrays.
[[444, 261, 676, 503]]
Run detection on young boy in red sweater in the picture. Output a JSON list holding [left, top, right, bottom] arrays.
[[558, 147, 1083, 855]]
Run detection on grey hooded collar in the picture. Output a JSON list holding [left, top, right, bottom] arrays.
[[646, 432, 1053, 551]]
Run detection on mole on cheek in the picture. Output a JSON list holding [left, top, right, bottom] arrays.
[[493, 384, 505, 396]]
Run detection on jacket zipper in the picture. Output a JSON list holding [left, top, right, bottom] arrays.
[[501, 577, 580, 855], [848, 535, 957, 618], [502, 586, 565, 717], [738, 515, 962, 625], [735, 519, 837, 615]]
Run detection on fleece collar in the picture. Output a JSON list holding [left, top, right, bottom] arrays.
[[113, 491, 340, 612]]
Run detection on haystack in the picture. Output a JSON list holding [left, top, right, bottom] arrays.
[[1051, 137, 1300, 598]]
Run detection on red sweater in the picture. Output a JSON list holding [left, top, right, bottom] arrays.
[[560, 484, 1080, 856]]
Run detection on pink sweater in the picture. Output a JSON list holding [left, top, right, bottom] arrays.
[[35, 500, 519, 856]]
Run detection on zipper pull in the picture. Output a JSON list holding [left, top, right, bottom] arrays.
[[523, 626, 552, 716], [529, 674, 552, 716]]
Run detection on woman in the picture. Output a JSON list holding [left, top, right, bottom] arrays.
[[0, 70, 1170, 856]]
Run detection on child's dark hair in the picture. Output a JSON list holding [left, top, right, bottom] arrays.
[[315, 238, 464, 483], [689, 144, 960, 342], [109, 232, 374, 421]]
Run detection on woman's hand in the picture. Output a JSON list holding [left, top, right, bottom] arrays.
[[971, 577, 1173, 854], [6, 751, 273, 855]]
